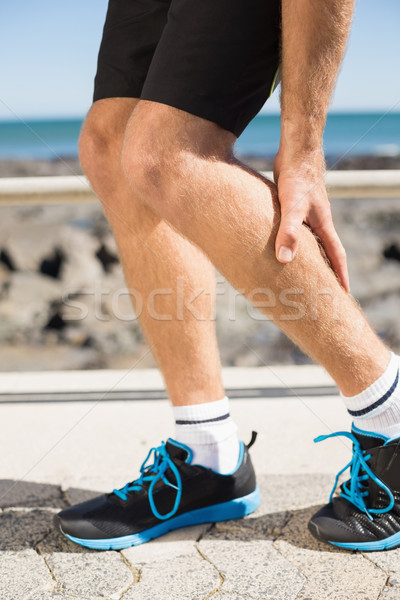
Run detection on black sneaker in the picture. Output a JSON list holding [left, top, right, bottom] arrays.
[[55, 434, 260, 550], [308, 424, 400, 551]]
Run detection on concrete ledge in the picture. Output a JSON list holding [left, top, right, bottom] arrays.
[[0, 175, 94, 205], [0, 365, 336, 403], [324, 169, 400, 197], [1, 171, 400, 205], [263, 169, 400, 197]]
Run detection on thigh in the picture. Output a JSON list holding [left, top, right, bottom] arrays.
[[93, 0, 171, 102], [141, 0, 281, 138]]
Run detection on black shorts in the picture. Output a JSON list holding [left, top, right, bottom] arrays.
[[93, 0, 281, 138]]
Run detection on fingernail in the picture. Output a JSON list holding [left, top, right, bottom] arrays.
[[278, 246, 293, 262]]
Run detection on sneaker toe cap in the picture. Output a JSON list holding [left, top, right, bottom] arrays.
[[55, 495, 112, 540], [308, 501, 371, 545]]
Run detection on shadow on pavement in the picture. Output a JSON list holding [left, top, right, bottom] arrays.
[[0, 476, 344, 554]]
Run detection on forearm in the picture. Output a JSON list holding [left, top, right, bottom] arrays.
[[280, 0, 355, 155]]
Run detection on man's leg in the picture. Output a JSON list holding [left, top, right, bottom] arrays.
[[57, 98, 400, 551], [121, 101, 390, 397], [57, 0, 278, 543], [118, 102, 400, 552], [79, 98, 240, 473]]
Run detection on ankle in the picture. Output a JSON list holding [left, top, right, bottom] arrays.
[[173, 396, 240, 474], [341, 353, 400, 438]]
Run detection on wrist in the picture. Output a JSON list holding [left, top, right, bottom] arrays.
[[280, 115, 326, 156], [277, 144, 326, 174]]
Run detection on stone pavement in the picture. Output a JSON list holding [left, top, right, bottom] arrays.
[[0, 365, 399, 600]]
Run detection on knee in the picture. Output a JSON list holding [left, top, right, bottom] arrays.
[[121, 131, 200, 224], [79, 118, 121, 182], [122, 132, 169, 199], [121, 100, 234, 214], [121, 125, 193, 215]]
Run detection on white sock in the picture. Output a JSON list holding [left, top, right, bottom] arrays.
[[173, 396, 240, 474], [341, 352, 400, 439]]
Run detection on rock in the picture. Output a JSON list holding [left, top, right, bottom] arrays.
[[0, 262, 11, 291], [0, 158, 83, 178], [0, 272, 61, 337], [383, 243, 400, 262], [59, 227, 103, 288], [5, 224, 68, 272]]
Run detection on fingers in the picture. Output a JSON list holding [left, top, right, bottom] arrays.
[[275, 204, 305, 264], [275, 195, 350, 292], [275, 175, 350, 292]]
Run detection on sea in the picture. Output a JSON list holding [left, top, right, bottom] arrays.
[[0, 112, 399, 161]]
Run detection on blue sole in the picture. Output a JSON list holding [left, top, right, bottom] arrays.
[[64, 486, 261, 550], [330, 529, 400, 552]]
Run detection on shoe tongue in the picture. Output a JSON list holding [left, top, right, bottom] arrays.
[[352, 428, 387, 451], [166, 439, 192, 463]]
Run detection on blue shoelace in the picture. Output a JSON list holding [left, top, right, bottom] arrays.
[[314, 431, 395, 521], [113, 442, 182, 520]]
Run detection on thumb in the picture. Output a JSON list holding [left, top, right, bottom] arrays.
[[275, 210, 304, 263]]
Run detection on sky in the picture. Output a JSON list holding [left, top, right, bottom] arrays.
[[0, 0, 399, 120]]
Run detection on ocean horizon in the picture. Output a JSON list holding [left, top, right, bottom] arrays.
[[0, 111, 399, 161]]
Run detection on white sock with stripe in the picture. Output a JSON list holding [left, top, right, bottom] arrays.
[[173, 396, 240, 474], [341, 352, 400, 439]]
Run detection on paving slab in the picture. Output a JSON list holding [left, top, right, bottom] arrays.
[[122, 552, 220, 600], [256, 472, 334, 513], [364, 549, 400, 587], [0, 479, 66, 509], [0, 549, 54, 599], [212, 594, 255, 600], [63, 486, 104, 506], [27, 594, 83, 600], [378, 588, 400, 600], [199, 531, 305, 599], [27, 594, 77, 600], [274, 506, 387, 600], [0, 508, 54, 551], [37, 530, 135, 600], [42, 550, 134, 599], [122, 524, 210, 564]]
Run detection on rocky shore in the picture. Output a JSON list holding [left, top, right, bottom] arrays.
[[1, 154, 400, 179], [0, 158, 399, 372]]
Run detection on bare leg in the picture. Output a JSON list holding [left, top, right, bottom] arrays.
[[79, 99, 225, 406], [121, 101, 390, 397]]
